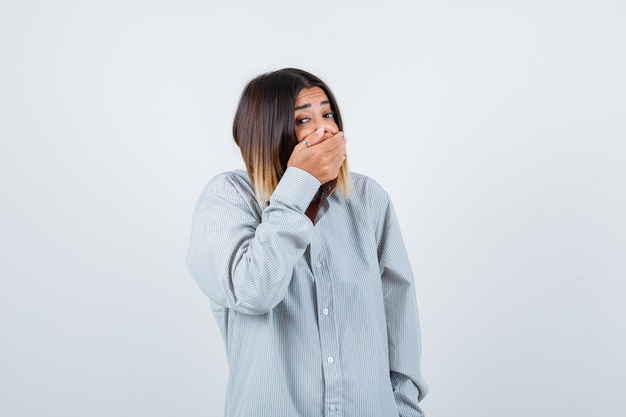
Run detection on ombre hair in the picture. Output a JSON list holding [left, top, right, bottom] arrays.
[[233, 68, 353, 207]]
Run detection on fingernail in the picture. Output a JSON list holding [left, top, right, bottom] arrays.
[[316, 127, 324, 135]]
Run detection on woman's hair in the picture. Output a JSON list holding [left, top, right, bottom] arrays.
[[233, 68, 352, 206]]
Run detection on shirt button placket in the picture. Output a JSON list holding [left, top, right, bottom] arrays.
[[314, 251, 342, 414]]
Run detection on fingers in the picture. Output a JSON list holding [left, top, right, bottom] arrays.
[[298, 130, 345, 156], [313, 130, 345, 150], [303, 127, 325, 147], [288, 130, 347, 184], [312, 132, 346, 181], [321, 131, 346, 156]]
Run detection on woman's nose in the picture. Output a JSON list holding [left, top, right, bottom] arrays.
[[315, 118, 337, 135]]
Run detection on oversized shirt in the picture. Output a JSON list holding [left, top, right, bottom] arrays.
[[186, 167, 428, 417]]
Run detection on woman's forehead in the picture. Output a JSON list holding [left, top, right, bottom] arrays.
[[295, 87, 329, 108]]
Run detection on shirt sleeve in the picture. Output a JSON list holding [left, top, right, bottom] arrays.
[[375, 192, 429, 415], [186, 167, 321, 315]]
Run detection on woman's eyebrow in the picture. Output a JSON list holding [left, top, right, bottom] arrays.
[[294, 100, 331, 111]]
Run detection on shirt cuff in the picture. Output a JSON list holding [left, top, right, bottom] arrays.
[[270, 167, 321, 212]]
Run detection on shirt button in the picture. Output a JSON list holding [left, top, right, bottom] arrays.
[[316, 262, 322, 269], [329, 405, 337, 412], [323, 308, 329, 315], [327, 356, 334, 363]]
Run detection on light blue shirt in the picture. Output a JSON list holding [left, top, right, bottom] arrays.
[[186, 167, 427, 417]]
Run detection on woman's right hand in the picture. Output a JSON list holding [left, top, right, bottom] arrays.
[[287, 127, 347, 184]]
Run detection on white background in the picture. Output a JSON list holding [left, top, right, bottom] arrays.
[[1, 1, 625, 416]]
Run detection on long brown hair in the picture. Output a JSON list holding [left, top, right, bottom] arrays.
[[233, 68, 352, 206]]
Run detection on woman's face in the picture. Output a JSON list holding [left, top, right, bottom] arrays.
[[294, 87, 339, 142]]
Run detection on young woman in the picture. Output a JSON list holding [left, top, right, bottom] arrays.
[[186, 68, 427, 416]]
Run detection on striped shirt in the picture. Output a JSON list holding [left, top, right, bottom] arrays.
[[186, 167, 428, 417]]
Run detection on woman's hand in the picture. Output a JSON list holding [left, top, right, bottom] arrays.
[[287, 127, 346, 184]]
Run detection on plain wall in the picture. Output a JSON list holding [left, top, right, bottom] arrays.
[[1, 1, 624, 416]]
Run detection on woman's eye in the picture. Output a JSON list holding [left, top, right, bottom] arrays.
[[324, 112, 335, 119], [296, 117, 310, 125]]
